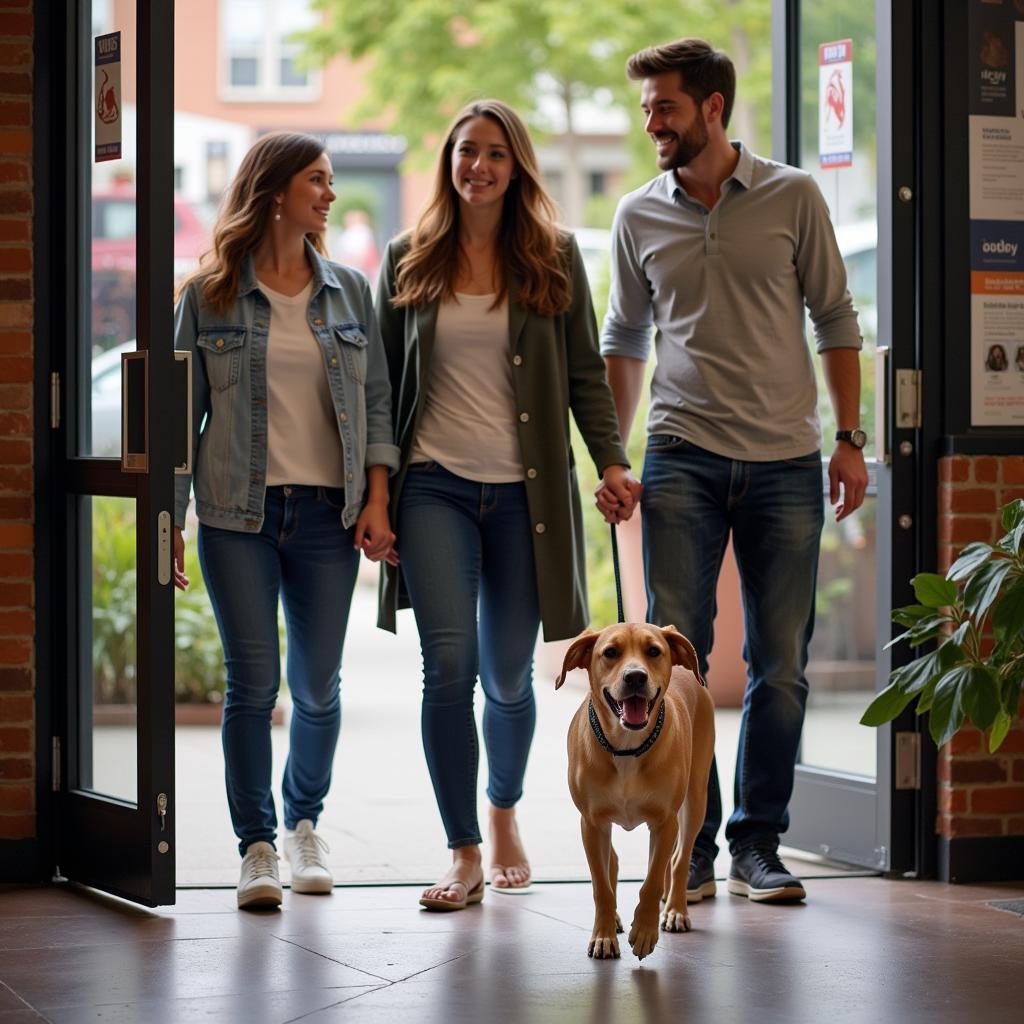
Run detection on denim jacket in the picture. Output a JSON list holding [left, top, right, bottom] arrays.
[[174, 240, 400, 532]]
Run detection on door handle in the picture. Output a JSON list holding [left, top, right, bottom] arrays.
[[121, 350, 149, 473], [875, 346, 890, 465], [174, 350, 192, 475]]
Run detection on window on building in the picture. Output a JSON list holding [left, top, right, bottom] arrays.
[[588, 171, 606, 197], [221, 0, 319, 100]]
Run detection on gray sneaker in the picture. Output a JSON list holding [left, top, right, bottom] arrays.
[[237, 841, 282, 910], [727, 843, 806, 903], [686, 850, 717, 903], [283, 819, 334, 894]]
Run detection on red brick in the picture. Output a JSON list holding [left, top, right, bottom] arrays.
[[947, 729, 982, 755], [0, 813, 34, 839], [0, 163, 29, 186], [1013, 759, 1024, 783], [0, 386, 29, 411], [973, 457, 999, 483], [0, 442, 30, 467], [939, 786, 967, 813], [937, 545, 955, 573], [0, 219, 27, 243], [0, 249, 30, 274], [938, 754, 952, 782], [0, 192, 29, 215], [0, 757, 30, 780], [0, 101, 29, 127], [950, 759, 1007, 783], [1003, 457, 1024, 484], [0, 725, 29, 752], [945, 815, 1004, 838], [0, 785, 32, 812], [0, 279, 30, 301], [0, 73, 30, 95], [0, 636, 31, 664], [0, 332, 29, 356], [0, 496, 30, 518], [0, 609, 32, 633], [0, 466, 30, 491], [0, 357, 31, 383], [0, 302, 31, 327], [0, 694, 31, 720], [0, 131, 30, 155], [971, 787, 1024, 813], [0, 44, 31, 68], [946, 517, 996, 544], [940, 457, 970, 483], [947, 488, 998, 514], [0, 413, 30, 435], [1007, 818, 1024, 835], [0, 16, 31, 39], [0, 582, 30, 606], [999, 488, 1024, 506], [0, 667, 30, 690], [996, 729, 1024, 754]]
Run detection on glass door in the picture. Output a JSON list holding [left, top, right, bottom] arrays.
[[776, 0, 921, 871], [53, 0, 178, 907]]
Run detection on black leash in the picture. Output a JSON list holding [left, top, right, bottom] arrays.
[[610, 523, 625, 624]]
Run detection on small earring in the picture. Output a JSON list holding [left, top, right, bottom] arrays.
[[274, 206, 282, 221]]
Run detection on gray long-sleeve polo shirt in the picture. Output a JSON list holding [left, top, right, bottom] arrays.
[[600, 142, 863, 461]]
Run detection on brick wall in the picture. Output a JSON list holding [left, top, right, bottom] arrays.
[[936, 455, 1024, 844], [0, 0, 35, 843]]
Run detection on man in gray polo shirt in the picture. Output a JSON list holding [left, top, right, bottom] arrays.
[[599, 38, 867, 903]]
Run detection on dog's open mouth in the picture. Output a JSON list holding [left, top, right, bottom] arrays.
[[603, 688, 660, 731]]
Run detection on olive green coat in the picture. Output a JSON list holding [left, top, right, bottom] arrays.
[[375, 234, 629, 641]]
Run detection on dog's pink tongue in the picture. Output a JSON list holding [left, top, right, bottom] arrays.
[[622, 696, 648, 726]]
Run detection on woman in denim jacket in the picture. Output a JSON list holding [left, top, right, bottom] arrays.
[[377, 101, 641, 911], [174, 132, 400, 910]]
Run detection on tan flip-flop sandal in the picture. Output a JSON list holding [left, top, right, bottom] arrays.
[[419, 878, 485, 912], [489, 864, 533, 893]]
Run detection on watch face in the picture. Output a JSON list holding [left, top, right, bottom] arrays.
[[851, 428, 867, 449]]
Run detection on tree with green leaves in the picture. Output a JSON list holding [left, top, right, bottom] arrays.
[[302, 0, 771, 226]]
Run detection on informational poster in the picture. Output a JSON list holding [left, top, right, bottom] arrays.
[[94, 31, 122, 163], [968, 1, 1024, 425], [819, 39, 853, 169]]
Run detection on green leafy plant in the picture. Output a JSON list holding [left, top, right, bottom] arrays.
[[861, 498, 1024, 751]]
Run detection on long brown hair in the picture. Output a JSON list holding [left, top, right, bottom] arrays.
[[178, 132, 330, 315], [391, 100, 571, 317]]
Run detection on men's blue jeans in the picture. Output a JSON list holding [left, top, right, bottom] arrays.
[[397, 463, 540, 849], [198, 485, 360, 855], [641, 436, 824, 857]]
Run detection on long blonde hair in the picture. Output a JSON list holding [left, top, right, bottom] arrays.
[[178, 132, 329, 315], [391, 100, 572, 317]]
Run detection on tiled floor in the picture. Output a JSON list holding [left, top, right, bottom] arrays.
[[1, 876, 1022, 1023]]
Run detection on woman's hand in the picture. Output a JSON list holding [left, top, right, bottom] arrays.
[[594, 464, 643, 524], [354, 500, 396, 562], [173, 527, 191, 590]]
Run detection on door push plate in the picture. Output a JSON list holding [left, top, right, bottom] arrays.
[[157, 511, 172, 586], [895, 369, 922, 430]]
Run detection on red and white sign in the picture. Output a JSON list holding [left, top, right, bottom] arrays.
[[819, 39, 853, 170]]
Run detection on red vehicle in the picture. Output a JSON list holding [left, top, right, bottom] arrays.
[[91, 185, 208, 350]]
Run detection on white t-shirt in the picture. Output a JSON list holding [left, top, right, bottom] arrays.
[[263, 279, 345, 487], [410, 292, 523, 482]]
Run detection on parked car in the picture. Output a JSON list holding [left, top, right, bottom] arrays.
[[91, 186, 208, 351], [89, 339, 134, 456]]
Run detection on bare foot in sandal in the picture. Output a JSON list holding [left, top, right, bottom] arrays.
[[419, 847, 484, 911], [489, 805, 531, 891]]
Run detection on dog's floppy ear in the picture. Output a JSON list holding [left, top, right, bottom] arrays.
[[555, 629, 599, 690], [661, 626, 706, 687]]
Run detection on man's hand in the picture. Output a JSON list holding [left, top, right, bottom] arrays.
[[828, 443, 868, 522], [595, 464, 643, 524], [354, 500, 396, 562]]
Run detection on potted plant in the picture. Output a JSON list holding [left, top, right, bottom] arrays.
[[861, 498, 1024, 751]]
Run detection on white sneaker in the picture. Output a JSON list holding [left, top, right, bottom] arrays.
[[283, 819, 334, 894], [237, 841, 282, 909]]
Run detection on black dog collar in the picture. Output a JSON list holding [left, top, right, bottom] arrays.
[[587, 699, 666, 758]]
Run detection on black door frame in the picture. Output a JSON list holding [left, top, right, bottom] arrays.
[[770, 0, 940, 877], [41, 0, 177, 907]]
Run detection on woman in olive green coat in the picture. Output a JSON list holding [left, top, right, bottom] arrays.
[[375, 99, 640, 911]]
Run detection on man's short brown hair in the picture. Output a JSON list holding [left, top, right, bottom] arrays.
[[627, 38, 736, 129]]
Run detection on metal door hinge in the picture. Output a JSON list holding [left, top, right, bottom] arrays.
[[895, 369, 921, 429], [51, 736, 60, 792], [50, 372, 61, 429], [895, 731, 920, 790]]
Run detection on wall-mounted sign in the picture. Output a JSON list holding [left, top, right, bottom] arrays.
[[819, 39, 853, 170], [94, 31, 122, 163], [968, 1, 1024, 426]]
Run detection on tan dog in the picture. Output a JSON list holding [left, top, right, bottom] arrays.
[[556, 623, 715, 960]]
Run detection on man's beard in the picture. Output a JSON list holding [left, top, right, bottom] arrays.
[[654, 111, 709, 170]]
